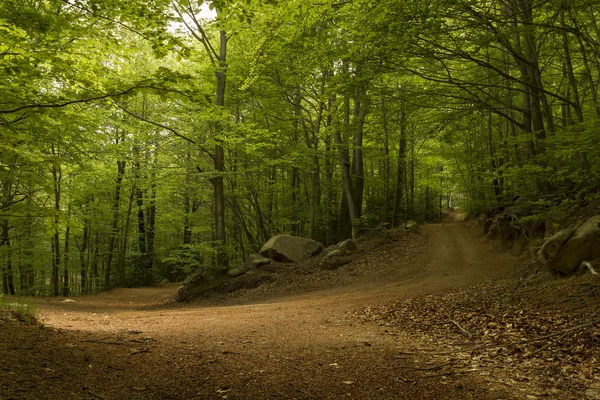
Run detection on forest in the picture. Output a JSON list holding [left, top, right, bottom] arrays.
[[2, 0, 600, 296]]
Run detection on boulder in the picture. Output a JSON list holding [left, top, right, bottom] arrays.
[[227, 264, 249, 277], [247, 254, 271, 268], [549, 216, 600, 274], [405, 220, 419, 232], [338, 239, 357, 252], [259, 235, 323, 262], [538, 228, 574, 265], [322, 239, 357, 259], [324, 248, 350, 259]]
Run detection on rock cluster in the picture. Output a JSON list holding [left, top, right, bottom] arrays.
[[177, 234, 335, 301]]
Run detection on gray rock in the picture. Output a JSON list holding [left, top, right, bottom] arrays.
[[550, 216, 600, 274], [247, 254, 271, 268], [322, 245, 338, 256], [259, 234, 323, 262], [227, 264, 249, 277], [538, 228, 574, 265], [320, 259, 351, 270], [324, 248, 350, 259], [338, 239, 357, 252], [405, 220, 419, 232]]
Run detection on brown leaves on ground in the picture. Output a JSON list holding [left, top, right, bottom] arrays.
[[353, 274, 600, 399]]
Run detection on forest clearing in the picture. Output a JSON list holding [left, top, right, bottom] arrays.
[[2, 222, 599, 399]]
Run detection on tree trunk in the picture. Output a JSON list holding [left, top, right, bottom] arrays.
[[63, 221, 70, 297], [381, 92, 391, 223], [50, 149, 61, 297], [214, 29, 228, 268], [78, 222, 89, 295], [392, 98, 407, 228], [334, 92, 359, 240], [351, 86, 366, 221], [105, 160, 126, 289], [2, 219, 15, 295]]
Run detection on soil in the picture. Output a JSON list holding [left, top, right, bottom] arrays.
[[1, 221, 599, 400]]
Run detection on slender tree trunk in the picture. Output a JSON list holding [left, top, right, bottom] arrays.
[[392, 99, 407, 227], [50, 148, 61, 297], [351, 86, 366, 221], [381, 92, 391, 223], [213, 29, 228, 268], [105, 160, 126, 289], [146, 181, 156, 271], [78, 222, 88, 295], [334, 92, 359, 240], [325, 91, 335, 244], [2, 219, 15, 295], [119, 185, 135, 287], [63, 220, 70, 297]]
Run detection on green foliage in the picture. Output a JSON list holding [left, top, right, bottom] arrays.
[[159, 244, 216, 282]]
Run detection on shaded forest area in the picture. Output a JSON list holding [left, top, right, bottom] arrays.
[[2, 0, 600, 296]]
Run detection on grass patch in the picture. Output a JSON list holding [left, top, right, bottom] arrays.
[[0, 294, 41, 325]]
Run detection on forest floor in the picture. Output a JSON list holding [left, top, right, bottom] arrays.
[[2, 220, 600, 400]]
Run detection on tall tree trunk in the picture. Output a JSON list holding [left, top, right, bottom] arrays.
[[50, 147, 61, 297], [105, 160, 126, 289], [325, 91, 335, 244], [381, 92, 391, 223], [334, 92, 359, 240], [78, 221, 89, 295], [119, 185, 135, 287], [135, 161, 147, 254], [63, 220, 70, 297], [2, 219, 15, 295], [214, 29, 228, 268], [392, 96, 407, 228], [351, 86, 366, 221]]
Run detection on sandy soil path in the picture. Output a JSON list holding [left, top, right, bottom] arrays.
[[32, 222, 523, 400]]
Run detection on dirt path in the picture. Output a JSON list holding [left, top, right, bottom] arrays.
[[10, 223, 530, 399]]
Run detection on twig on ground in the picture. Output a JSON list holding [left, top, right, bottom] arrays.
[[513, 317, 599, 345], [80, 340, 122, 345], [87, 391, 106, 400], [129, 348, 150, 356], [421, 368, 480, 379], [424, 319, 472, 339], [525, 331, 569, 357], [396, 362, 453, 371]]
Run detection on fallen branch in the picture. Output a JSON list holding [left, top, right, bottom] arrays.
[[81, 340, 122, 345], [424, 319, 472, 339], [524, 331, 569, 357], [395, 362, 453, 371], [580, 261, 599, 276], [513, 317, 600, 345], [130, 348, 150, 356], [87, 391, 105, 400]]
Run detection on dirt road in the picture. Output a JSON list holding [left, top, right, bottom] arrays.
[[29, 222, 524, 399]]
